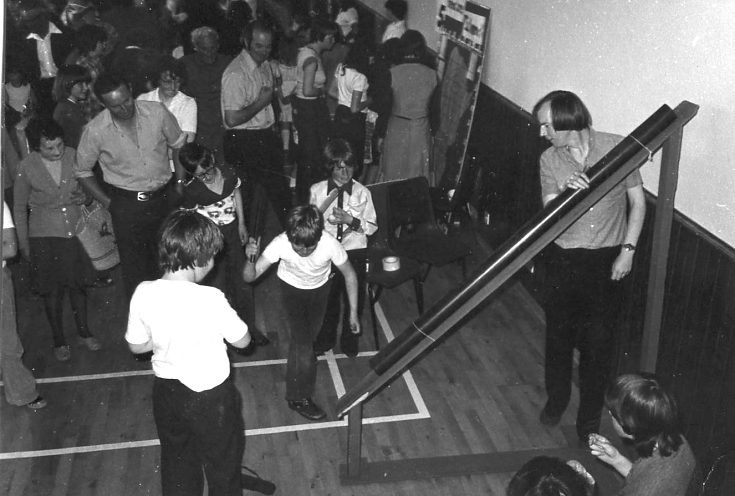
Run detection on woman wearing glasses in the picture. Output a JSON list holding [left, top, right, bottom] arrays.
[[588, 373, 696, 496], [178, 142, 269, 352]]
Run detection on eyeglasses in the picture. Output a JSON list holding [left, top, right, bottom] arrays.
[[185, 166, 216, 185], [331, 160, 354, 170]]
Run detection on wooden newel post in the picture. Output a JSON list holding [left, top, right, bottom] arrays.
[[346, 404, 364, 478], [640, 126, 684, 372]]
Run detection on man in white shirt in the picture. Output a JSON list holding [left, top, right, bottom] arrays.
[[221, 20, 291, 228], [13, 0, 74, 116]]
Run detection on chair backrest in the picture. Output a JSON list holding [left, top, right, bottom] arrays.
[[386, 176, 436, 235], [365, 180, 393, 250]]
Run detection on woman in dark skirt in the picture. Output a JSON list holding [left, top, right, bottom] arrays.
[[13, 118, 99, 362]]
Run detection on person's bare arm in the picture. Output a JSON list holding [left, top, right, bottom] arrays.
[[224, 85, 274, 128], [127, 340, 153, 354], [243, 238, 272, 282], [611, 184, 646, 280], [233, 186, 248, 245], [301, 58, 321, 98], [2, 227, 18, 260], [78, 176, 111, 209]]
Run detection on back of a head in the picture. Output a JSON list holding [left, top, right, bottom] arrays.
[[507, 457, 594, 496], [400, 29, 426, 60], [605, 372, 683, 457], [308, 17, 338, 43], [384, 0, 407, 20], [158, 210, 223, 274]]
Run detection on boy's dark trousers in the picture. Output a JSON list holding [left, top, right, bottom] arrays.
[[153, 377, 244, 496]]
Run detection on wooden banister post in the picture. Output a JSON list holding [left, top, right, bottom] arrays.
[[346, 404, 364, 478], [640, 126, 684, 372]]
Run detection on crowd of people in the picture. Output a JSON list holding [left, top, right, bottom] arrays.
[[0, 1, 700, 495]]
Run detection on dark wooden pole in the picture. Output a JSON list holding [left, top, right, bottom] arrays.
[[640, 125, 684, 372], [346, 404, 364, 478]]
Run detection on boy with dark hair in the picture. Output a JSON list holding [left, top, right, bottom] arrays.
[[243, 204, 360, 421], [310, 139, 376, 357], [125, 209, 250, 495]]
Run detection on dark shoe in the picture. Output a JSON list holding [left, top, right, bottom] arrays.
[[241, 466, 276, 495], [27, 396, 48, 409], [287, 398, 326, 421], [229, 341, 256, 357], [340, 331, 359, 358], [250, 328, 270, 346], [540, 405, 563, 426], [133, 351, 153, 362]]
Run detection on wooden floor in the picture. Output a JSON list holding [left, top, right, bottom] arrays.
[[0, 221, 626, 495]]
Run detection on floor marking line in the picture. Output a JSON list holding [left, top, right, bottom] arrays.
[[0, 353, 380, 387], [325, 351, 347, 398], [0, 412, 429, 460], [375, 303, 431, 417], [1, 304, 431, 461]]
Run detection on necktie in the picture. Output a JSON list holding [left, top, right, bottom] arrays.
[[336, 187, 344, 242]]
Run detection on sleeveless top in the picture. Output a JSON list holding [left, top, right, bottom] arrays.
[[295, 46, 325, 100]]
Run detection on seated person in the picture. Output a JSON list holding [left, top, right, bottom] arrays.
[[243, 205, 359, 421], [588, 372, 697, 496], [507, 456, 596, 496], [310, 139, 376, 357]]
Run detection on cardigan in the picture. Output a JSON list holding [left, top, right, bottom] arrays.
[[13, 147, 86, 249]]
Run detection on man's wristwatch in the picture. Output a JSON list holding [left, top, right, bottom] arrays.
[[622, 243, 636, 252]]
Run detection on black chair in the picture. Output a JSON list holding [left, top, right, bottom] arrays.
[[364, 181, 425, 349], [386, 176, 471, 280]]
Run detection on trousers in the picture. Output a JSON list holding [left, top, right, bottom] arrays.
[[543, 244, 621, 434]]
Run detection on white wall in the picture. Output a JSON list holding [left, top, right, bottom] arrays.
[[398, 0, 735, 247]]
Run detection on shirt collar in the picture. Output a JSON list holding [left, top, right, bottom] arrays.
[[328, 179, 353, 195], [26, 22, 61, 41]]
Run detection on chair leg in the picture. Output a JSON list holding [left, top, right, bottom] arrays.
[[368, 284, 382, 350], [413, 277, 424, 315]]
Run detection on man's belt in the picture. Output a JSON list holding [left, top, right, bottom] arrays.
[[108, 184, 168, 202]]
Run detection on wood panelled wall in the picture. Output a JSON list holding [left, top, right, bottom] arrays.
[[468, 84, 735, 468]]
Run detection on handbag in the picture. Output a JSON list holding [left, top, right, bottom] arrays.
[[75, 201, 120, 271]]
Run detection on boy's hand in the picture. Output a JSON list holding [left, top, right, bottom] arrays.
[[245, 237, 259, 259], [349, 310, 360, 335], [331, 206, 353, 225]]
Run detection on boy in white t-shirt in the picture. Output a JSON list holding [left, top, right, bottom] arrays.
[[125, 210, 250, 495], [243, 205, 359, 421]]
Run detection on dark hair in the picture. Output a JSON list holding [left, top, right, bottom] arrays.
[[93, 72, 129, 102], [384, 0, 407, 20], [242, 19, 273, 47], [26, 118, 65, 151], [156, 55, 187, 86], [606, 373, 683, 458], [53, 64, 92, 101], [285, 205, 323, 247], [532, 90, 592, 131], [308, 18, 338, 43], [158, 210, 224, 273], [74, 23, 107, 55], [323, 138, 355, 172], [507, 456, 594, 496], [400, 30, 426, 60], [341, 40, 370, 76], [379, 38, 403, 66], [178, 142, 214, 175]]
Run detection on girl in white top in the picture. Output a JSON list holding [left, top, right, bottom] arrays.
[[329, 42, 372, 168], [292, 19, 338, 203]]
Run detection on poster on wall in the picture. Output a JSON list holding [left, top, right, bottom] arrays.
[[432, 1, 491, 202]]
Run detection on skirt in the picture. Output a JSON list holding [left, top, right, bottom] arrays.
[[29, 236, 97, 294]]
